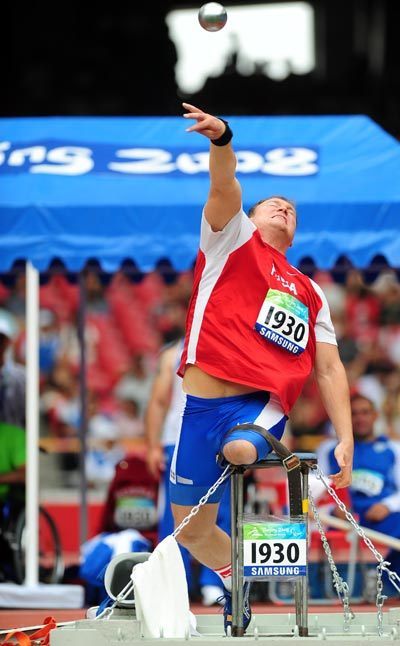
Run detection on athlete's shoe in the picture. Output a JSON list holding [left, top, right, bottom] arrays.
[[222, 582, 252, 634], [85, 606, 99, 619]]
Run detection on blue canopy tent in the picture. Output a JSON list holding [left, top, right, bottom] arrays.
[[0, 115, 399, 602], [1, 114, 400, 273]]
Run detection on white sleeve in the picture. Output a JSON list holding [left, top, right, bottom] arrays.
[[310, 279, 337, 346], [382, 441, 400, 513], [200, 207, 255, 256]]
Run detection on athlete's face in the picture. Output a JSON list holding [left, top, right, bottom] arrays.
[[351, 399, 377, 440], [250, 198, 297, 247]]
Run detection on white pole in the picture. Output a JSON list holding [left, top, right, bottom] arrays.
[[0, 262, 84, 605], [25, 261, 39, 586]]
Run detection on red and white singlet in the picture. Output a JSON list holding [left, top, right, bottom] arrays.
[[178, 208, 337, 414]]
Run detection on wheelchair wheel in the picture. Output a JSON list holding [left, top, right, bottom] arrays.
[[13, 506, 64, 584]]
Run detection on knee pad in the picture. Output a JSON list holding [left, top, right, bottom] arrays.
[[218, 423, 272, 467], [218, 422, 297, 470], [220, 428, 271, 463]]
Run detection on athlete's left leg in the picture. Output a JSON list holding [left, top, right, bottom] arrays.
[[171, 502, 231, 571], [199, 484, 231, 600]]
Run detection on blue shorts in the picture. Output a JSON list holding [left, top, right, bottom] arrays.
[[169, 391, 287, 506]]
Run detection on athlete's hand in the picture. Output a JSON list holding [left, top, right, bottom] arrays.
[[330, 441, 353, 489], [364, 503, 390, 522], [182, 103, 226, 141], [146, 444, 165, 479]]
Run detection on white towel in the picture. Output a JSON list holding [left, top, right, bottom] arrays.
[[131, 535, 193, 638]]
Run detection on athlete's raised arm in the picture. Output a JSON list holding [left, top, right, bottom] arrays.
[[183, 102, 242, 231]]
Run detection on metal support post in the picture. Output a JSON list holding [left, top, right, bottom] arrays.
[[294, 464, 310, 636], [231, 468, 245, 636]]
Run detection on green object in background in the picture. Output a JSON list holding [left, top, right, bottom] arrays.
[[0, 423, 26, 501]]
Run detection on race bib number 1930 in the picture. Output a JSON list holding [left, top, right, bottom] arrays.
[[255, 289, 309, 355], [243, 522, 307, 578]]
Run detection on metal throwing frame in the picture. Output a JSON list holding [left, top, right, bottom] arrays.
[[230, 452, 318, 637]]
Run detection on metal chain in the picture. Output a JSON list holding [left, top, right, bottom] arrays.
[[376, 562, 388, 637], [311, 463, 400, 634], [311, 464, 388, 557], [310, 464, 400, 589], [172, 465, 232, 538], [308, 489, 354, 631]]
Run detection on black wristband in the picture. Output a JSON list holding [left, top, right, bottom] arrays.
[[211, 118, 233, 147]]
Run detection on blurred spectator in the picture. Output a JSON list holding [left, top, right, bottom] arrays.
[[56, 313, 118, 397], [373, 271, 400, 367], [38, 309, 62, 379], [0, 422, 26, 505], [99, 455, 158, 538], [379, 324, 400, 367], [115, 396, 144, 439], [314, 273, 367, 391], [382, 370, 400, 439], [373, 270, 400, 326], [345, 269, 381, 348], [80, 454, 158, 604], [40, 363, 80, 485], [0, 422, 26, 581], [114, 354, 153, 417], [0, 309, 25, 428], [40, 271, 79, 324], [4, 272, 26, 321], [336, 320, 360, 366], [52, 372, 81, 434], [85, 414, 124, 488], [154, 297, 188, 342], [80, 528, 151, 605], [83, 268, 109, 315], [316, 394, 400, 582], [79, 529, 151, 608], [313, 271, 346, 322], [288, 376, 329, 451], [41, 362, 79, 436], [356, 357, 397, 434]]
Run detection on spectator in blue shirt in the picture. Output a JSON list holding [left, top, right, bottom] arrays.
[[317, 394, 400, 581]]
